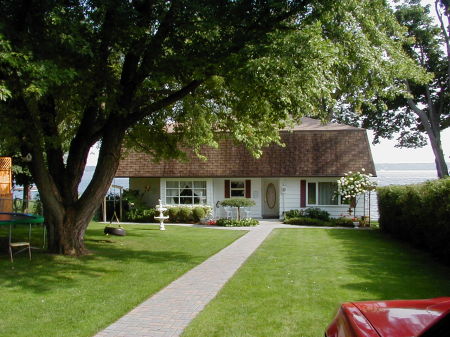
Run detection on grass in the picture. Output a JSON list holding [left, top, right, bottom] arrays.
[[0, 222, 246, 337], [182, 228, 450, 337]]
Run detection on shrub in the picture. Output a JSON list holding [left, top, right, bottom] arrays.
[[377, 178, 450, 264], [125, 208, 157, 222], [284, 209, 304, 220], [192, 207, 206, 222], [165, 206, 211, 223], [216, 218, 259, 227], [167, 207, 181, 222], [329, 217, 354, 227], [284, 217, 329, 226], [178, 207, 193, 222], [304, 208, 330, 221]]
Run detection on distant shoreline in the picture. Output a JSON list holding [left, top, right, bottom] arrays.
[[375, 163, 449, 171], [84, 163, 449, 172]]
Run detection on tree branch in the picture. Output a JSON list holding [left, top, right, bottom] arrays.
[[435, 0, 450, 92], [127, 79, 205, 127]]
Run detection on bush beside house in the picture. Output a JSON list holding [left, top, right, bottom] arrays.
[[377, 178, 450, 264], [283, 208, 355, 227]]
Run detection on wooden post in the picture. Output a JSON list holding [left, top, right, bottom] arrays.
[[103, 197, 107, 222]]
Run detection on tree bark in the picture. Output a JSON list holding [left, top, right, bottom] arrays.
[[30, 117, 127, 255], [407, 97, 449, 178]]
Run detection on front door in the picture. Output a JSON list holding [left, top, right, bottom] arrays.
[[262, 179, 279, 218]]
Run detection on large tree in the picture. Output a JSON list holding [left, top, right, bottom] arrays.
[[0, 0, 424, 255], [334, 0, 450, 178]]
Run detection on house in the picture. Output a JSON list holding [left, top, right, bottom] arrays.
[[115, 118, 376, 219]]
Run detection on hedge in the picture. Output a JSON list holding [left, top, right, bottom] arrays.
[[284, 217, 354, 227], [216, 218, 259, 227], [377, 178, 450, 264], [125, 205, 211, 223]]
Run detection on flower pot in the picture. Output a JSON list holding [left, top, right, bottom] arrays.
[[104, 226, 126, 236], [353, 221, 360, 228]]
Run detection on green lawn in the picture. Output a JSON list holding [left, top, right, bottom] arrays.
[[182, 228, 450, 337], [0, 222, 246, 337]]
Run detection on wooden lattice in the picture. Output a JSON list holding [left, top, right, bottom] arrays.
[[0, 156, 11, 170], [0, 157, 12, 211]]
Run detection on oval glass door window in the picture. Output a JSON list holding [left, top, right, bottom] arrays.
[[266, 183, 276, 209]]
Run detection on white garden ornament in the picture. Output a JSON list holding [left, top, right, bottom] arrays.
[[155, 199, 169, 231]]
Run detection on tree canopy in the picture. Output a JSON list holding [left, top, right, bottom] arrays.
[[333, 0, 449, 177], [0, 0, 425, 255]]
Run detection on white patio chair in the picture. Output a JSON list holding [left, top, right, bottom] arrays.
[[224, 206, 232, 219], [242, 207, 251, 219]]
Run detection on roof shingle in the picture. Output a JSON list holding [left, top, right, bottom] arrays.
[[116, 120, 376, 178]]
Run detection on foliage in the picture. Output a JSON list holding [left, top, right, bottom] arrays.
[[216, 218, 259, 227], [284, 217, 329, 226], [125, 208, 157, 223], [192, 207, 207, 222], [303, 207, 331, 221], [284, 209, 305, 220], [166, 205, 211, 223], [377, 178, 450, 264], [284, 207, 330, 221], [220, 198, 256, 221], [220, 198, 256, 208], [167, 207, 181, 223], [284, 215, 358, 227], [337, 169, 377, 200], [333, 0, 450, 177], [123, 189, 147, 210], [0, 0, 427, 254], [329, 217, 355, 227], [179, 207, 193, 223]]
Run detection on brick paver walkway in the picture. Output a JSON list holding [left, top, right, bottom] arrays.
[[95, 222, 276, 337]]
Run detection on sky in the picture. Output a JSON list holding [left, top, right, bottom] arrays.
[[368, 129, 450, 163], [88, 0, 448, 166]]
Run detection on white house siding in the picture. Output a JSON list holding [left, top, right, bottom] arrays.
[[212, 178, 262, 219], [129, 178, 161, 209], [279, 178, 301, 215], [280, 177, 365, 218], [130, 176, 366, 219]]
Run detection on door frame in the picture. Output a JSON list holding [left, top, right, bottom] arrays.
[[261, 179, 279, 218]]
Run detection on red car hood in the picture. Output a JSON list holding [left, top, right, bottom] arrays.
[[352, 297, 450, 337]]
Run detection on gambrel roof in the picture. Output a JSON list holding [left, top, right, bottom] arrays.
[[116, 118, 376, 178]]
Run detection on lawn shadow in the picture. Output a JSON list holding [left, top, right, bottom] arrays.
[[0, 233, 197, 294], [326, 229, 450, 300]]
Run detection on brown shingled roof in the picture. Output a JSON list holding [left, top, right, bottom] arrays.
[[116, 119, 376, 178]]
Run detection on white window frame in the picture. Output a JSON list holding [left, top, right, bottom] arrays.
[[230, 180, 245, 198], [164, 179, 208, 205], [306, 181, 343, 207]]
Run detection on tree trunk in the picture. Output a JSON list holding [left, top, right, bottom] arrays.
[[407, 98, 449, 178], [428, 132, 449, 178], [22, 183, 30, 212], [32, 121, 126, 255], [45, 204, 93, 255]]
